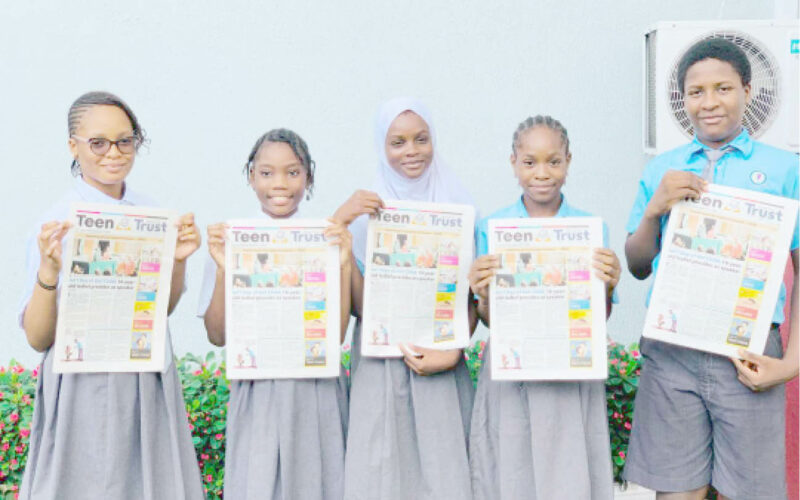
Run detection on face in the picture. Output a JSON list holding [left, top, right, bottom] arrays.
[[249, 141, 308, 218], [511, 126, 570, 209], [683, 58, 751, 148], [68, 105, 137, 195], [384, 111, 434, 179]]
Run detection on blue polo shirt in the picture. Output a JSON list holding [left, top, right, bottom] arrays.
[[477, 195, 618, 302], [626, 129, 799, 324]]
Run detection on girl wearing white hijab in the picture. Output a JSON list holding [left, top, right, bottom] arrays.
[[334, 97, 476, 500]]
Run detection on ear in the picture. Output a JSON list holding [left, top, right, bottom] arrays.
[[743, 82, 752, 105], [68, 137, 79, 162]]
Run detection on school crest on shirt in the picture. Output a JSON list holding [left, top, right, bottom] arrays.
[[750, 171, 767, 185]]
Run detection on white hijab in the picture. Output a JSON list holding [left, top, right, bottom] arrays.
[[352, 97, 476, 263]]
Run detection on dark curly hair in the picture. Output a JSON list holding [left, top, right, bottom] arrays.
[[677, 37, 751, 94]]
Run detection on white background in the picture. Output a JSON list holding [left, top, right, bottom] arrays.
[[0, 0, 782, 366]]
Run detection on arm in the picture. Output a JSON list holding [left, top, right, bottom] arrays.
[[22, 221, 70, 352], [168, 214, 201, 314], [732, 249, 799, 390], [625, 171, 706, 280], [349, 256, 365, 319], [324, 219, 353, 343], [593, 248, 621, 319], [469, 255, 499, 327], [332, 190, 384, 319], [203, 223, 227, 346]]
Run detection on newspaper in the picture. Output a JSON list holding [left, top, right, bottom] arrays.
[[225, 219, 340, 379], [488, 217, 607, 380], [361, 200, 475, 357], [643, 184, 798, 356], [53, 203, 177, 373]]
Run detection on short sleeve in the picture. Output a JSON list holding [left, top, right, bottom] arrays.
[[787, 162, 799, 251], [196, 254, 219, 318], [625, 163, 656, 235], [601, 221, 620, 304], [475, 217, 489, 257]]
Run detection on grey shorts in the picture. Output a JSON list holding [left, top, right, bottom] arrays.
[[622, 327, 786, 500]]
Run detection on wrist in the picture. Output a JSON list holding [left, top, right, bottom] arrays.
[[38, 265, 59, 284]]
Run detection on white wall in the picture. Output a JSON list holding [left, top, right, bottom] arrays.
[[0, 0, 775, 366]]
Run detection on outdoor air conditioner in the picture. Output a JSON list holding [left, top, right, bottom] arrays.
[[644, 20, 799, 155]]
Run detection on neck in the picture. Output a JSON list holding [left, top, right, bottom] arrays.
[[261, 206, 298, 219], [83, 176, 124, 200], [522, 193, 562, 217], [698, 126, 742, 150]]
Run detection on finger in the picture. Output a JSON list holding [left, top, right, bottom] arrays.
[[737, 349, 763, 367], [403, 357, 424, 375], [408, 344, 435, 356], [398, 343, 422, 359]]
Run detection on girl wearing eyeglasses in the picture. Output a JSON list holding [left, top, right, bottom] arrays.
[[17, 91, 205, 500]]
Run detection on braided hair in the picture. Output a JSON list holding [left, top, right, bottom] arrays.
[[511, 115, 570, 156], [67, 91, 146, 175], [243, 128, 316, 198]]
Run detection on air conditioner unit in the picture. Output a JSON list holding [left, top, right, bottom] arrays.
[[644, 20, 799, 155]]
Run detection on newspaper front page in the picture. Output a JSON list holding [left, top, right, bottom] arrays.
[[225, 219, 340, 379], [54, 203, 177, 373], [488, 217, 607, 380], [643, 184, 798, 356], [361, 200, 475, 357]]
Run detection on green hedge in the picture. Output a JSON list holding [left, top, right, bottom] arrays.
[[1, 341, 639, 499]]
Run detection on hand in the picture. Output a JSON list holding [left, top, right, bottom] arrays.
[[175, 213, 201, 262], [333, 190, 384, 225], [398, 344, 462, 376], [592, 248, 621, 293], [645, 170, 707, 219], [206, 222, 227, 269], [469, 255, 500, 303], [37, 221, 71, 281], [324, 218, 353, 268], [731, 349, 798, 392]]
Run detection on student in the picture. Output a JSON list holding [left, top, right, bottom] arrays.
[[334, 98, 476, 499], [623, 38, 799, 500], [18, 91, 204, 500], [198, 128, 352, 500], [468, 115, 620, 500]]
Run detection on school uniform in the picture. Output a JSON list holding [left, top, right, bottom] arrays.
[[17, 178, 204, 500], [343, 97, 475, 500], [623, 129, 799, 499], [469, 195, 615, 500], [197, 207, 348, 500]]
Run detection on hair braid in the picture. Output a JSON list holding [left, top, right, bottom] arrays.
[[511, 115, 570, 156], [243, 128, 316, 198]]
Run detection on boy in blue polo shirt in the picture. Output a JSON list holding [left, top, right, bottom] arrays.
[[623, 38, 799, 500]]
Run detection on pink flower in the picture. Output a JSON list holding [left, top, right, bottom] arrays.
[[32, 366, 40, 377], [342, 343, 350, 351], [619, 451, 626, 459], [610, 359, 618, 365], [9, 413, 19, 423], [201, 453, 209, 460], [11, 365, 24, 374], [22, 394, 31, 405], [2, 442, 9, 451], [193, 369, 202, 376], [631, 350, 640, 358], [10, 458, 17, 466], [0, 366, 5, 373], [345, 370, 350, 377], [206, 474, 213, 482], [215, 433, 224, 440], [213, 369, 221, 376], [478, 352, 483, 359], [624, 422, 632, 430], [620, 361, 628, 368], [188, 424, 195, 431], [20, 429, 30, 438], [0, 422, 4, 430], [15, 445, 24, 454], [612, 412, 620, 419]]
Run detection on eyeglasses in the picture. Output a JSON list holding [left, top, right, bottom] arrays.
[[72, 135, 140, 155]]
